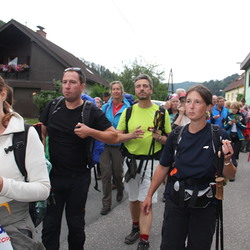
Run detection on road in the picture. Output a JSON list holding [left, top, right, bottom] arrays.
[[37, 152, 250, 249]]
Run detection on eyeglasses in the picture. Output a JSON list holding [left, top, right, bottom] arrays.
[[64, 67, 83, 75]]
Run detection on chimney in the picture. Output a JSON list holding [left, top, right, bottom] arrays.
[[36, 26, 47, 38]]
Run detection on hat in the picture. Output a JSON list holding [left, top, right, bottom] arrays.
[[179, 93, 186, 99], [168, 93, 179, 100]]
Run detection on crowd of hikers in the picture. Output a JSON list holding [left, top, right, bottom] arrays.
[[0, 68, 249, 250]]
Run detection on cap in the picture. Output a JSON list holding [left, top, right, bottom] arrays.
[[179, 93, 186, 99], [168, 93, 179, 100]]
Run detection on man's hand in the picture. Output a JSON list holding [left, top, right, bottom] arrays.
[[142, 196, 152, 216], [74, 123, 91, 139]]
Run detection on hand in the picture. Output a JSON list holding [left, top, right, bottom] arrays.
[[148, 128, 161, 141], [178, 106, 185, 115], [219, 139, 234, 160], [142, 196, 152, 216], [74, 122, 91, 139], [132, 126, 144, 139], [213, 115, 220, 120]]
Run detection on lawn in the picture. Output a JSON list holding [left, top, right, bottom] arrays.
[[24, 118, 39, 125]]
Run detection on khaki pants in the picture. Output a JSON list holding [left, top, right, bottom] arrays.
[[100, 145, 124, 208]]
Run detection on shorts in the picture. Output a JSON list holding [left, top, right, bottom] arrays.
[[124, 159, 158, 203]]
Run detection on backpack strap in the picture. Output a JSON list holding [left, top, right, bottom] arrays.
[[12, 123, 30, 182], [125, 106, 133, 134]]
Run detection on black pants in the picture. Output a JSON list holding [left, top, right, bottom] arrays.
[[42, 171, 91, 250], [230, 132, 242, 167], [160, 199, 216, 250]]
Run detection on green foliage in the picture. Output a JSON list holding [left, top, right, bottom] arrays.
[[237, 93, 244, 101], [117, 58, 167, 100], [33, 80, 62, 114], [89, 83, 108, 98]]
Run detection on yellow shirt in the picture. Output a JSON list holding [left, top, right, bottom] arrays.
[[117, 103, 172, 155]]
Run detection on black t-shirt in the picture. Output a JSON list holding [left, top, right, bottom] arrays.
[[40, 99, 112, 175], [160, 123, 230, 179]]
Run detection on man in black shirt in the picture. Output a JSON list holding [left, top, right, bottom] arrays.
[[40, 67, 118, 250]]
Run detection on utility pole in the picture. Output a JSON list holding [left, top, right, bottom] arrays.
[[167, 68, 174, 94]]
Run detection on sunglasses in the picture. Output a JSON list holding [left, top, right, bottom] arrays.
[[64, 67, 83, 75]]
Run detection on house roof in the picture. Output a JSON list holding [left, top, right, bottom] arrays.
[[224, 73, 245, 91], [241, 52, 250, 70], [0, 19, 109, 87]]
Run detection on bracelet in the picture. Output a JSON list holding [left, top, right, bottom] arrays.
[[224, 160, 231, 166]]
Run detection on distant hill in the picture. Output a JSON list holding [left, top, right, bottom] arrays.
[[171, 73, 240, 96]]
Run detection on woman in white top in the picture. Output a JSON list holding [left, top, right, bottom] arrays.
[[0, 76, 50, 249]]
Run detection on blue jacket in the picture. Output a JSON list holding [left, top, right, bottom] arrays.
[[102, 97, 131, 146], [224, 112, 246, 140], [211, 105, 228, 128]]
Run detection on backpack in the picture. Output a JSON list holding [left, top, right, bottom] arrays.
[[11, 123, 52, 228]]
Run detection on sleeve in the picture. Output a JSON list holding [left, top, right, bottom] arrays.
[[92, 105, 112, 131], [39, 99, 54, 126], [116, 108, 127, 131], [1, 127, 51, 202], [159, 131, 175, 167]]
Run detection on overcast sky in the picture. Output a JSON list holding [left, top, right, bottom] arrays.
[[1, 0, 249, 83]]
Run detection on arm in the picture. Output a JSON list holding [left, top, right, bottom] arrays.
[[142, 164, 170, 215], [74, 124, 118, 144], [117, 126, 145, 143], [0, 127, 51, 202], [221, 139, 237, 179]]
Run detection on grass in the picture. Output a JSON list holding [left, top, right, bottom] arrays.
[[24, 118, 39, 125]]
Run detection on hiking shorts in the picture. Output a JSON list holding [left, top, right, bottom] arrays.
[[124, 159, 158, 203]]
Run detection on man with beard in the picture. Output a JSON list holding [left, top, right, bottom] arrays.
[[117, 74, 171, 250], [40, 67, 118, 250]]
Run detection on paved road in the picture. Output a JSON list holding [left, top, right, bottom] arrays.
[[37, 152, 250, 249]]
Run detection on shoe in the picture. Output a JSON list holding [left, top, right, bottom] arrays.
[[116, 191, 123, 202], [124, 227, 140, 244], [137, 240, 150, 250], [229, 177, 235, 182], [100, 207, 111, 215]]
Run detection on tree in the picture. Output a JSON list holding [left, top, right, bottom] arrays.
[[117, 58, 168, 100]]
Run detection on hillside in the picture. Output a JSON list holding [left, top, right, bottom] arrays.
[[172, 73, 239, 96]]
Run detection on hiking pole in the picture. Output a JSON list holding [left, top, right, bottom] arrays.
[[93, 165, 101, 192]]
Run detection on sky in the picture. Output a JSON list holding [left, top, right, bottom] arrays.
[[1, 0, 250, 83]]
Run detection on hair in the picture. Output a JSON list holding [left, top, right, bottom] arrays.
[[0, 76, 14, 127], [176, 88, 186, 96], [186, 84, 212, 106], [63, 68, 86, 84], [224, 101, 231, 109], [230, 101, 241, 110], [6, 84, 14, 106], [134, 74, 153, 89], [217, 96, 225, 102], [103, 92, 111, 98], [109, 81, 124, 93]]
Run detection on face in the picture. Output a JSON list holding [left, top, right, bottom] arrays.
[[62, 71, 85, 102], [231, 107, 238, 114], [111, 83, 123, 99], [135, 79, 152, 100], [95, 99, 102, 108], [212, 96, 217, 105], [185, 91, 210, 122], [217, 99, 225, 108], [170, 97, 179, 110]]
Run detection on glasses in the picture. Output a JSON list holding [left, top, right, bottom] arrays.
[[64, 67, 83, 75]]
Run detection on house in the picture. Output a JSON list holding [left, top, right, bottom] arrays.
[[0, 19, 109, 117], [240, 53, 250, 104], [224, 73, 245, 102]]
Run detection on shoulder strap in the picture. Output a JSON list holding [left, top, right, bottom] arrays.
[[13, 123, 30, 182], [211, 124, 221, 154], [125, 106, 133, 134], [172, 125, 184, 155], [81, 100, 92, 124], [49, 96, 65, 116]]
